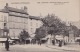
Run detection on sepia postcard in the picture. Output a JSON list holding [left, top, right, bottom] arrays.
[[0, 0, 80, 52]]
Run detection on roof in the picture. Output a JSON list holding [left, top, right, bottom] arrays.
[[7, 7, 28, 14], [29, 16, 41, 20], [0, 6, 28, 15], [0, 4, 42, 20], [0, 9, 9, 13]]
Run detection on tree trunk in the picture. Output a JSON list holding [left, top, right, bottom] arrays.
[[63, 35, 66, 45], [25, 40, 26, 44], [52, 34, 55, 45]]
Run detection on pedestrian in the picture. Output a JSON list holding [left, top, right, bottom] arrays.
[[38, 40, 40, 45], [58, 40, 62, 47], [52, 40, 55, 45], [64, 41, 66, 45], [5, 39, 9, 51], [79, 40, 80, 45], [39, 39, 42, 45], [31, 39, 33, 44], [37, 39, 40, 45]]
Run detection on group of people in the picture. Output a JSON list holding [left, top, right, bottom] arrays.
[[4, 38, 64, 51], [52, 39, 63, 47], [19, 38, 43, 45]]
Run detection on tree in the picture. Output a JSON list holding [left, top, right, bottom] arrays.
[[18, 29, 29, 44], [78, 29, 80, 36], [42, 14, 67, 35], [41, 14, 67, 45], [70, 24, 79, 37], [35, 26, 46, 40]]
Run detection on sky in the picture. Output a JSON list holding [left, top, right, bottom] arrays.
[[0, 0, 80, 22]]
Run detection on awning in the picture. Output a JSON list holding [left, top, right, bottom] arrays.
[[41, 38, 47, 40], [0, 38, 14, 42], [26, 38, 31, 40], [0, 38, 7, 41], [11, 37, 19, 39], [75, 37, 80, 40], [55, 35, 63, 40]]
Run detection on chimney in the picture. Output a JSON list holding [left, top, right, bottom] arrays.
[[6, 3, 8, 7], [4, 3, 9, 10], [24, 6, 27, 11]]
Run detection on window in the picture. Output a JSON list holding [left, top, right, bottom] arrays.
[[30, 22, 32, 26], [4, 23, 6, 26], [31, 28, 33, 32], [0, 15, 3, 21], [4, 16, 7, 22], [36, 23, 38, 27], [13, 23, 15, 28]]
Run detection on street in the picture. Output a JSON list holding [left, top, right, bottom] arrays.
[[0, 44, 79, 52]]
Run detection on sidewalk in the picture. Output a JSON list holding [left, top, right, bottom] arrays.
[[46, 44, 80, 52]]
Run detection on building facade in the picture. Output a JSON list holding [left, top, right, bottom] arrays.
[[0, 3, 42, 38]]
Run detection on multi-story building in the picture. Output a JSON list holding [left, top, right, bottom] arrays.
[[28, 16, 42, 35], [0, 3, 42, 39]]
